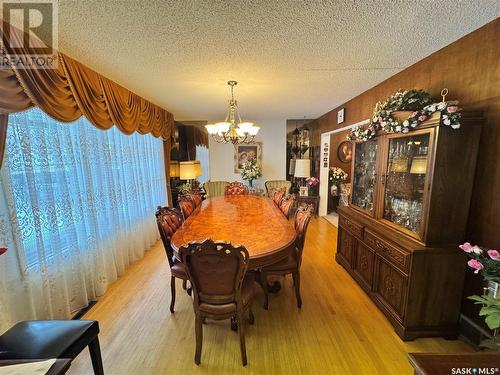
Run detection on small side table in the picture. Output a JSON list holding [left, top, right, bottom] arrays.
[[296, 195, 320, 215]]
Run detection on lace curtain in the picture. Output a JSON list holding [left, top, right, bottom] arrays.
[[196, 145, 210, 184], [0, 108, 166, 332]]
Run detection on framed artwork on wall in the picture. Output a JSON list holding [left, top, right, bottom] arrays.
[[337, 140, 353, 163], [234, 142, 262, 173]]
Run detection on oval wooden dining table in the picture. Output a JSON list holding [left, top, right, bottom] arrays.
[[171, 195, 296, 269]]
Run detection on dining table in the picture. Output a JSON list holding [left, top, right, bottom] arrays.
[[171, 195, 297, 270]]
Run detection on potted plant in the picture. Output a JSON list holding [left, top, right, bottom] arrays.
[[240, 158, 262, 189], [459, 242, 500, 349]]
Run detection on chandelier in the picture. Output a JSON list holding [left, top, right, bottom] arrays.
[[205, 81, 260, 144]]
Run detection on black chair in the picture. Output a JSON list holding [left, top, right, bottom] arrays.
[[0, 320, 104, 374]]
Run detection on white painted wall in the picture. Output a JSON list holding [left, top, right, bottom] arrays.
[[209, 119, 287, 188]]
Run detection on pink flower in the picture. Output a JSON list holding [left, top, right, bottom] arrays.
[[447, 106, 458, 113], [418, 115, 427, 122], [411, 111, 418, 117], [467, 259, 484, 274], [0, 248, 6, 256], [487, 249, 500, 261], [459, 242, 473, 252]]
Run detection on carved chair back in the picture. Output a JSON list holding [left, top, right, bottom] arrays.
[[272, 188, 285, 206], [178, 195, 196, 221], [179, 239, 250, 308], [187, 191, 203, 207], [203, 181, 229, 198], [279, 194, 296, 219], [155, 206, 183, 268], [293, 205, 313, 266], [225, 181, 249, 196]]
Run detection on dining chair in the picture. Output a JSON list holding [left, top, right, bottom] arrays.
[[155, 206, 190, 313], [265, 180, 292, 197], [178, 195, 196, 221], [179, 239, 256, 366], [279, 193, 296, 219], [272, 187, 286, 206], [203, 181, 229, 198], [187, 191, 203, 207], [261, 205, 313, 310], [0, 320, 104, 374], [224, 181, 249, 196]]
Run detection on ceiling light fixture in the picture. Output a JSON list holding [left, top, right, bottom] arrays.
[[205, 81, 260, 144]]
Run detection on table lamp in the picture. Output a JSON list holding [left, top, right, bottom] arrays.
[[170, 161, 180, 178], [294, 159, 310, 195], [180, 161, 198, 181]]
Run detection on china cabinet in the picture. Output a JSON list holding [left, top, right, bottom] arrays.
[[336, 111, 483, 340]]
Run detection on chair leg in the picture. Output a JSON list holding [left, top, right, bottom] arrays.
[[237, 312, 247, 366], [194, 314, 203, 365], [88, 337, 104, 375], [261, 272, 269, 310], [170, 276, 176, 313], [248, 302, 255, 325], [292, 272, 302, 308]]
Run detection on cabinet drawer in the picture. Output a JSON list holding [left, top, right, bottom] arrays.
[[339, 215, 363, 239], [365, 230, 410, 273]]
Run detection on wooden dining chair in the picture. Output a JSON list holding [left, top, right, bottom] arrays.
[[155, 206, 190, 313], [187, 191, 203, 207], [224, 181, 249, 196], [203, 181, 229, 198], [178, 195, 196, 221], [272, 188, 285, 206], [261, 205, 313, 310], [0, 320, 104, 374], [279, 193, 296, 219], [179, 239, 256, 366]]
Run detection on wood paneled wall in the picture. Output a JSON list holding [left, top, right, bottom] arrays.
[[329, 130, 351, 174], [309, 19, 499, 329]]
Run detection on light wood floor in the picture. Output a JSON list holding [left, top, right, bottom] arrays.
[[68, 217, 472, 375]]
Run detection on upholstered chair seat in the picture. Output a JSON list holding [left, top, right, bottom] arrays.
[[265, 180, 292, 197], [203, 181, 229, 198], [279, 193, 297, 219], [0, 320, 104, 374]]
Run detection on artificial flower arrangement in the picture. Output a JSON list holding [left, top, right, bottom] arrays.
[[306, 177, 319, 188], [178, 179, 201, 195], [329, 167, 348, 186], [459, 242, 500, 349], [348, 89, 461, 142], [240, 158, 262, 187]]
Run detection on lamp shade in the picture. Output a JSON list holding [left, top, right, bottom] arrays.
[[180, 161, 198, 180], [170, 161, 180, 177], [410, 156, 427, 174], [194, 160, 202, 177], [294, 159, 310, 178]]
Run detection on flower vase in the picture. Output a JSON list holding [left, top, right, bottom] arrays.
[[487, 281, 500, 299], [248, 179, 253, 188]]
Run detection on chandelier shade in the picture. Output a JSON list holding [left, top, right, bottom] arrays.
[[205, 81, 260, 144]]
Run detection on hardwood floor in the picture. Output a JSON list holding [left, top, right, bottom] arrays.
[[68, 217, 472, 374]]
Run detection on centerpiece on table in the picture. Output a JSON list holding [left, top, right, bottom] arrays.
[[240, 158, 262, 189], [459, 242, 500, 350]]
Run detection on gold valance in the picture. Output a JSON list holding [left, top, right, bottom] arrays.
[[0, 20, 173, 140]]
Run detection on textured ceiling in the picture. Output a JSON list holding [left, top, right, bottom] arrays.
[[57, 1, 499, 122]]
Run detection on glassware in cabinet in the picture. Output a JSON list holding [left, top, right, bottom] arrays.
[[351, 139, 378, 215]]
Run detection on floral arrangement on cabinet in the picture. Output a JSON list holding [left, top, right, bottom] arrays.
[[348, 88, 461, 142], [306, 177, 319, 196], [240, 158, 262, 188], [329, 167, 348, 186], [459, 242, 500, 350]]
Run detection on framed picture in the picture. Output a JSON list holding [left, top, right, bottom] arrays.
[[234, 142, 262, 173], [337, 108, 345, 124], [299, 186, 309, 197], [337, 141, 353, 163]]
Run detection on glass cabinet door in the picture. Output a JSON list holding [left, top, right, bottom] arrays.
[[351, 139, 378, 215], [382, 132, 431, 238]]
